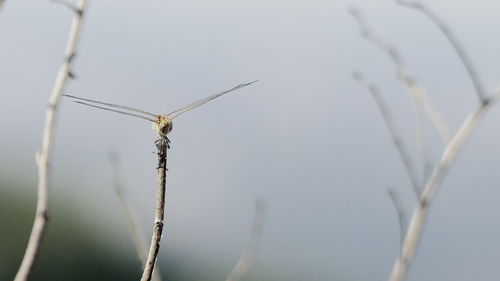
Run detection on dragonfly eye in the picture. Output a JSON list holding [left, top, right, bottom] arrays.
[[160, 122, 173, 135]]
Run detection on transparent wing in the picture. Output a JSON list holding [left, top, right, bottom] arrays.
[[63, 94, 157, 117], [72, 101, 156, 122], [168, 80, 258, 120]]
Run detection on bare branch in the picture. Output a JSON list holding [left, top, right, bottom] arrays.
[[14, 1, 88, 280], [414, 106, 434, 181], [387, 189, 407, 245], [51, 0, 79, 12], [354, 72, 421, 196], [396, 0, 488, 104], [226, 199, 266, 281], [141, 137, 169, 281], [109, 153, 162, 281], [0, 0, 5, 12], [350, 8, 451, 144], [388, 90, 500, 281]]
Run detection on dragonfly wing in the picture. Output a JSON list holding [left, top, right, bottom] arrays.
[[63, 94, 157, 117], [72, 101, 156, 122], [168, 80, 258, 120]]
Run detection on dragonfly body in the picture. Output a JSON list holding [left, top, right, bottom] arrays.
[[63, 81, 256, 138], [154, 115, 173, 137]]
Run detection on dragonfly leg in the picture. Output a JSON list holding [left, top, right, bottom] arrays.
[[155, 136, 171, 149]]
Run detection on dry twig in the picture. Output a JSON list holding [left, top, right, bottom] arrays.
[[388, 90, 500, 281], [354, 72, 421, 195], [352, 4, 498, 281], [226, 199, 266, 281], [350, 8, 451, 145], [141, 137, 169, 281], [387, 189, 407, 245], [109, 153, 162, 281], [396, 0, 488, 104], [414, 106, 434, 180], [14, 1, 87, 280], [51, 0, 79, 12]]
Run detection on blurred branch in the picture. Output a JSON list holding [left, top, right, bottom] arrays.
[[396, 0, 488, 104], [354, 72, 421, 196], [350, 8, 451, 144], [0, 0, 5, 12], [414, 106, 434, 180], [14, 1, 88, 281], [141, 137, 169, 281], [51, 0, 79, 12], [388, 89, 500, 281], [387, 189, 407, 245], [226, 199, 266, 281], [109, 153, 162, 281]]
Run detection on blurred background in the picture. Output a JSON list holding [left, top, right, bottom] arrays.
[[1, 0, 500, 280]]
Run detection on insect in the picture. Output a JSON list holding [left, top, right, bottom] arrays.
[[63, 81, 257, 143]]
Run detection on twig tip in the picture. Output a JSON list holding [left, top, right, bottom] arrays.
[[245, 80, 259, 86], [254, 198, 267, 211], [352, 71, 363, 81], [348, 6, 360, 17]]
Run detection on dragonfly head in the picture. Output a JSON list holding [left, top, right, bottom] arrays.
[[153, 115, 173, 137]]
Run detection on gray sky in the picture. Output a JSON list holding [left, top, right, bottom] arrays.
[[1, 0, 500, 280]]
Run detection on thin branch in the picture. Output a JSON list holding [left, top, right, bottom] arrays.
[[350, 8, 451, 144], [396, 0, 488, 104], [226, 199, 266, 281], [51, 0, 79, 12], [14, 1, 87, 281], [0, 0, 5, 12], [141, 137, 169, 281], [109, 153, 162, 281], [387, 189, 407, 245], [414, 105, 434, 181], [388, 90, 500, 281], [354, 72, 421, 196]]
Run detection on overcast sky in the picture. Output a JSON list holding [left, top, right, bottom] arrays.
[[1, 1, 500, 280]]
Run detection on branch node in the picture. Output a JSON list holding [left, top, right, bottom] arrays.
[[68, 71, 77, 79], [418, 197, 429, 209], [66, 53, 76, 63], [40, 210, 50, 222], [75, 8, 84, 16]]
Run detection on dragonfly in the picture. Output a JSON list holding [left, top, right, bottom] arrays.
[[63, 81, 257, 143]]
